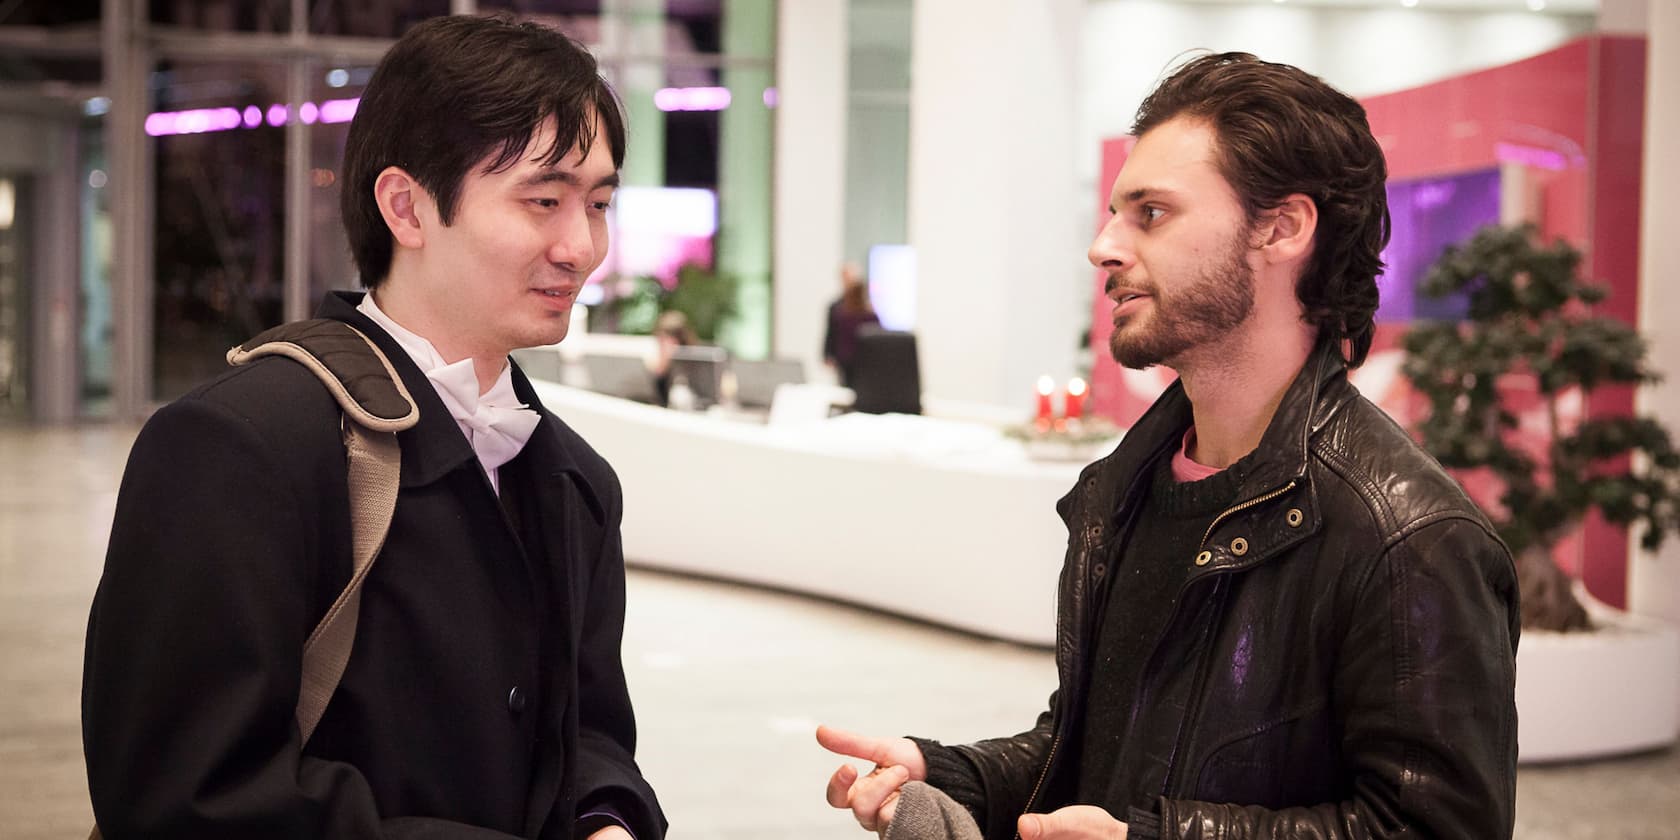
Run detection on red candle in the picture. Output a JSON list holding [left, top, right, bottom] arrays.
[[1065, 377, 1087, 420], [1036, 375, 1056, 424]]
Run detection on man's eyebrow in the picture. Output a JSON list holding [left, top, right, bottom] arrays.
[[516, 169, 621, 190]]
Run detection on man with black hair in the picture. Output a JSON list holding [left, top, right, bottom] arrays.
[[820, 52, 1518, 840], [84, 16, 664, 839]]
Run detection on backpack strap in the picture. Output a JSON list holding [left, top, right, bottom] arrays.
[[227, 319, 420, 743]]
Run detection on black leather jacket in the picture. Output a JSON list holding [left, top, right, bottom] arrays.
[[942, 347, 1520, 839]]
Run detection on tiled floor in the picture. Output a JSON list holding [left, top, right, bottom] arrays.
[[3, 423, 1677, 839]]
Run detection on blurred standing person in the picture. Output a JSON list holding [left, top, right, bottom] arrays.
[[823, 262, 880, 386], [83, 16, 665, 839], [649, 310, 698, 406]]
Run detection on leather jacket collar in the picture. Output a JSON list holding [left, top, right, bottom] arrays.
[[1099, 341, 1354, 522]]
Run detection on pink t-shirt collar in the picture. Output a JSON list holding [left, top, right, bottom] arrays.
[[1170, 427, 1225, 483]]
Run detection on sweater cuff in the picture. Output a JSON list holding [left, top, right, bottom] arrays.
[[906, 737, 988, 827], [1125, 806, 1161, 840]]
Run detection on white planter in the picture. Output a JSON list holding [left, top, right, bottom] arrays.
[[1516, 588, 1680, 762]]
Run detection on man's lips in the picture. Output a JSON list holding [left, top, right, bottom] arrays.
[[1111, 291, 1151, 322], [1104, 276, 1150, 304], [531, 287, 579, 311]]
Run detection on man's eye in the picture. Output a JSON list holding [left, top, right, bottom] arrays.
[[1142, 206, 1165, 224], [590, 200, 613, 212], [529, 198, 559, 209]]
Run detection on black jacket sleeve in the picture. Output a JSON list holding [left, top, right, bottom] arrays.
[[907, 695, 1056, 840], [1156, 517, 1520, 839], [82, 395, 521, 839]]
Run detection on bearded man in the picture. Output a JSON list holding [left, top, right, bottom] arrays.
[[819, 52, 1519, 840]]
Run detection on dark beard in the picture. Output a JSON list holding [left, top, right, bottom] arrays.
[[1109, 232, 1255, 369]]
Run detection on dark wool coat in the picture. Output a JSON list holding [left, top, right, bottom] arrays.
[[84, 292, 665, 839]]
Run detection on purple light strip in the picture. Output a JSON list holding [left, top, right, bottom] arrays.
[[144, 83, 779, 134], [1494, 141, 1571, 171], [145, 97, 361, 137], [655, 86, 731, 112], [652, 86, 778, 112]]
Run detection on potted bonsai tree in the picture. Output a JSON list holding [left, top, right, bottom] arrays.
[[1401, 223, 1680, 632]]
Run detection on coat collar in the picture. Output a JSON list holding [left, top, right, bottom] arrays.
[[1229, 340, 1352, 500], [506, 358, 608, 523], [317, 292, 591, 498]]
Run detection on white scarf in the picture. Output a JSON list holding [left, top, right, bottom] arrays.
[[356, 294, 541, 494]]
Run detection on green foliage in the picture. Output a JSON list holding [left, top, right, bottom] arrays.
[[594, 264, 738, 342], [1401, 224, 1680, 557], [601, 275, 666, 335], [662, 264, 738, 343]]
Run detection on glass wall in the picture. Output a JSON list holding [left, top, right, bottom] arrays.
[[150, 60, 289, 398], [0, 0, 776, 417]]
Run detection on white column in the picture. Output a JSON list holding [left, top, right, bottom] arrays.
[[1633, 0, 1680, 632], [30, 117, 82, 423], [719, 0, 775, 360], [908, 0, 1085, 409], [772, 0, 847, 370]]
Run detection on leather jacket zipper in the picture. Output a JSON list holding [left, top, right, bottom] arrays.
[[1200, 479, 1297, 546], [1015, 732, 1061, 839]]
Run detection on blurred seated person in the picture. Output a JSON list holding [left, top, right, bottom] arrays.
[[822, 262, 880, 387], [650, 310, 698, 405]]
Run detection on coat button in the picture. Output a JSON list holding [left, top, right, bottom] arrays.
[[1194, 550, 1212, 566], [1286, 508, 1303, 527], [1230, 537, 1249, 556], [507, 686, 527, 716], [1093, 562, 1107, 579]]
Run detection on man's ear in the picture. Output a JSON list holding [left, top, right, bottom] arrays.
[[1257, 193, 1317, 266], [374, 166, 428, 250]]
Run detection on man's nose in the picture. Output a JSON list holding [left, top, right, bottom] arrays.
[[547, 206, 596, 270], [1088, 215, 1133, 273]]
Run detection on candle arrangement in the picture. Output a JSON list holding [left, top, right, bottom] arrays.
[[1032, 375, 1091, 429], [1011, 374, 1121, 461]]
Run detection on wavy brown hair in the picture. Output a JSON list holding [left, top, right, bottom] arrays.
[[1132, 52, 1389, 367]]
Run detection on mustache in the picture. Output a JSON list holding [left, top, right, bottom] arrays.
[[1104, 275, 1154, 298]]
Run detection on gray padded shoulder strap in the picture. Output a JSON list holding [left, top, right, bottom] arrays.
[[225, 318, 417, 743], [227, 319, 420, 433]]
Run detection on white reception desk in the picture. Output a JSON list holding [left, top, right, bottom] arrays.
[[527, 381, 1113, 647]]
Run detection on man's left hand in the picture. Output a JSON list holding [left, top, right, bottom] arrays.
[[1017, 805, 1128, 840], [586, 826, 633, 840]]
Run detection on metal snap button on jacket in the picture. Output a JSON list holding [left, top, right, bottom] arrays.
[[1231, 537, 1249, 556], [1194, 550, 1212, 566], [1287, 508, 1304, 527]]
